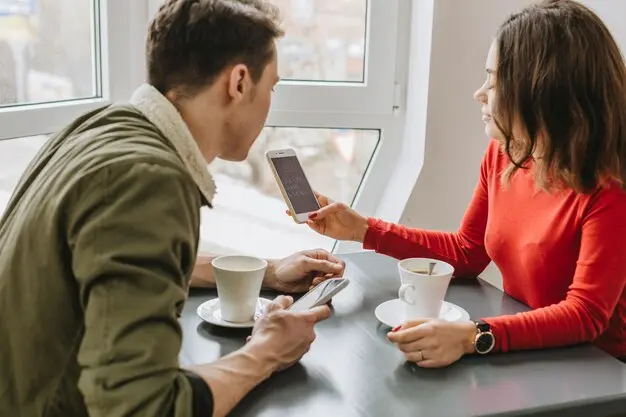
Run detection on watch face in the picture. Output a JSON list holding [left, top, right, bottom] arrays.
[[476, 332, 495, 354]]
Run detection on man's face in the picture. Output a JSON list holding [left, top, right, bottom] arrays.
[[219, 46, 280, 162]]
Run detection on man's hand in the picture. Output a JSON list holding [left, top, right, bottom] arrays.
[[189, 249, 345, 291], [246, 295, 331, 371], [188, 296, 330, 417], [264, 249, 346, 293]]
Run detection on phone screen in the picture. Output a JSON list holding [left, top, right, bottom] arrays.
[[289, 279, 345, 312], [270, 155, 319, 214]]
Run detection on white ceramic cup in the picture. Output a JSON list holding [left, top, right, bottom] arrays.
[[212, 255, 267, 323], [397, 258, 454, 320]]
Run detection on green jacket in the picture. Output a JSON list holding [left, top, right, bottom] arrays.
[[0, 85, 216, 416]]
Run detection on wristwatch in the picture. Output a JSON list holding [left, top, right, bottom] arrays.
[[473, 320, 495, 355]]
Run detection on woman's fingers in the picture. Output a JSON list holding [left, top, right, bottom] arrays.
[[306, 220, 324, 234], [313, 192, 332, 207], [309, 202, 346, 221], [285, 193, 334, 217], [396, 339, 436, 354], [404, 349, 442, 368], [415, 359, 441, 368]]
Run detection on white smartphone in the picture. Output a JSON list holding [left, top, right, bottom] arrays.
[[266, 148, 320, 224], [288, 278, 350, 313]]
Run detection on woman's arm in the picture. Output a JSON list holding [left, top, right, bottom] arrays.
[[483, 186, 626, 354], [363, 145, 495, 278]]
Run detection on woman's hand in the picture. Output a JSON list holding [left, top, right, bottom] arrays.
[[287, 193, 369, 242], [387, 319, 477, 368]]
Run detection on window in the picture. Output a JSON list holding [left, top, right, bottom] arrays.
[[270, 0, 399, 115], [271, 0, 367, 82], [0, 134, 46, 211], [201, 127, 379, 257], [2, 0, 408, 258], [263, 0, 404, 254], [0, 0, 97, 108], [0, 0, 145, 140], [144, 0, 406, 256]]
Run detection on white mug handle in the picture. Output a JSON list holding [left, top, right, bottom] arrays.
[[399, 284, 416, 305]]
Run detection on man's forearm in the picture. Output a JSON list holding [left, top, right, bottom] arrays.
[[191, 253, 276, 288], [190, 254, 216, 287], [186, 342, 277, 417]]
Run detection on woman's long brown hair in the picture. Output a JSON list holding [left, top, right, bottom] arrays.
[[494, 0, 626, 193]]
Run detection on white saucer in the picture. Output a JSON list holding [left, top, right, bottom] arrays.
[[196, 297, 272, 328], [374, 299, 470, 328]]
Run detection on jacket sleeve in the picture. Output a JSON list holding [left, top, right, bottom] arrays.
[[66, 161, 213, 417], [363, 142, 495, 278]]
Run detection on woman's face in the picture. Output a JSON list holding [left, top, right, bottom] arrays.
[[474, 41, 503, 141]]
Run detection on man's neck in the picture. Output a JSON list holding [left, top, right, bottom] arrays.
[[165, 90, 225, 165], [185, 118, 222, 164]]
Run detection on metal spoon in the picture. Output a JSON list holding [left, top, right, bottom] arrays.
[[428, 262, 436, 276]]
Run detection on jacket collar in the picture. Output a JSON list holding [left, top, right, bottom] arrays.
[[130, 84, 216, 206]]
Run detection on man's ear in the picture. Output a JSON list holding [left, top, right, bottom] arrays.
[[164, 89, 183, 107], [227, 64, 250, 102]]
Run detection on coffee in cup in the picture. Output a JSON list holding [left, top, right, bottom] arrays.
[[397, 258, 454, 319], [212, 255, 267, 323]]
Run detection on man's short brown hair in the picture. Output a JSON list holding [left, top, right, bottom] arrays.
[[147, 0, 284, 96]]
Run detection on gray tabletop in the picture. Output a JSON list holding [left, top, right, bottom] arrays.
[[180, 252, 626, 417]]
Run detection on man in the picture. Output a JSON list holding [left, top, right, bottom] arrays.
[[0, 1, 344, 416]]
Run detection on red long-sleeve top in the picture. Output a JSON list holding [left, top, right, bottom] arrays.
[[364, 140, 626, 356]]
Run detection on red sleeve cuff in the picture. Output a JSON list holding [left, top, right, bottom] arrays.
[[481, 317, 507, 353], [363, 217, 387, 251]]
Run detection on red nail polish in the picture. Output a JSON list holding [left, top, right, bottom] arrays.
[[309, 213, 318, 219], [392, 325, 402, 332]]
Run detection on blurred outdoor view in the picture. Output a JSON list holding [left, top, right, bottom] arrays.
[[0, 134, 46, 210], [0, 0, 376, 257], [271, 0, 367, 82], [0, 0, 96, 106], [204, 127, 378, 257]]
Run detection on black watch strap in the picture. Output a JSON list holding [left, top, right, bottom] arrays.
[[476, 320, 490, 333]]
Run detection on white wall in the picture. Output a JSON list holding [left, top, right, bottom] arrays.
[[398, 0, 626, 289], [581, 1, 626, 53]]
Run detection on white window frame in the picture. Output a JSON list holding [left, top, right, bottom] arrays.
[[1, 0, 416, 255], [265, 0, 409, 253], [147, 0, 399, 114], [271, 0, 399, 115], [0, 0, 148, 141]]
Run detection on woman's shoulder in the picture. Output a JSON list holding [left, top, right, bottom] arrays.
[[578, 180, 626, 225], [588, 180, 626, 205]]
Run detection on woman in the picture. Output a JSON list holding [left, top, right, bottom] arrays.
[[302, 0, 626, 367]]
